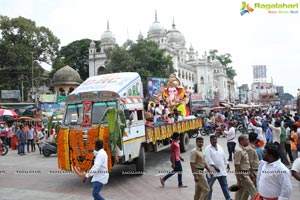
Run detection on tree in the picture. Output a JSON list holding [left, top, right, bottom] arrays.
[[279, 93, 294, 104], [208, 49, 237, 80], [105, 39, 174, 95], [0, 16, 60, 98], [52, 39, 100, 81]]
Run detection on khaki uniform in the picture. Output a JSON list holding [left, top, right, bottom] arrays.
[[190, 146, 210, 200], [234, 144, 257, 200], [247, 144, 259, 175]]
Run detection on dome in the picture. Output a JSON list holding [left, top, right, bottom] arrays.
[[189, 44, 194, 52], [101, 21, 116, 45], [148, 22, 166, 35], [211, 59, 222, 66], [148, 11, 166, 37], [53, 65, 81, 85], [138, 31, 144, 40], [90, 40, 95, 48], [166, 22, 186, 47]]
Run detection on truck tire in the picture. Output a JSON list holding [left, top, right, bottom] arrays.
[[136, 146, 145, 174], [180, 132, 189, 152]]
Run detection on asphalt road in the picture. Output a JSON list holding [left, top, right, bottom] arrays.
[[0, 136, 299, 200]]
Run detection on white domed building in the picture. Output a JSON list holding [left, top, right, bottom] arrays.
[[88, 12, 236, 102]]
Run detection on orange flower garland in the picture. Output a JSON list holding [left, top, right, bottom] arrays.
[[57, 126, 113, 178], [99, 126, 112, 171], [57, 128, 70, 171]]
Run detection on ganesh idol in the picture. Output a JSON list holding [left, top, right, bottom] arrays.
[[162, 74, 190, 117]]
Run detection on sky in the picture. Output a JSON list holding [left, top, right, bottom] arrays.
[[1, 0, 299, 95]]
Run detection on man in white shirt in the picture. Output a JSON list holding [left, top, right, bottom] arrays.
[[268, 121, 281, 144], [291, 157, 300, 192], [222, 122, 236, 161], [257, 143, 292, 199], [83, 140, 109, 200], [248, 122, 264, 141], [205, 135, 232, 200]]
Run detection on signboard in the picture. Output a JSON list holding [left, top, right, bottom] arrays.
[[253, 65, 266, 82], [71, 72, 142, 98], [41, 104, 61, 112], [57, 96, 66, 103], [146, 77, 168, 97], [39, 94, 57, 103], [1, 90, 20, 99]]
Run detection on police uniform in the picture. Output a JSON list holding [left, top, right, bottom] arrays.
[[234, 144, 257, 200], [190, 146, 210, 200], [240, 143, 259, 199]]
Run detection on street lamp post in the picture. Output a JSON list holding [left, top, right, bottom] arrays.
[[31, 52, 34, 99]]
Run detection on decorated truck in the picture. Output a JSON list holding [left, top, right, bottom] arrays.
[[57, 72, 202, 177]]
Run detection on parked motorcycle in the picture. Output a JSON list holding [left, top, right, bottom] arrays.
[[0, 142, 8, 156], [199, 123, 216, 136], [42, 142, 57, 157]]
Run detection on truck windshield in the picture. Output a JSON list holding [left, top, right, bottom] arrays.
[[92, 102, 117, 124], [64, 104, 83, 125], [64, 101, 117, 126]]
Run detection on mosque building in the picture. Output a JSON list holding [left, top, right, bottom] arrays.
[[88, 12, 235, 102]]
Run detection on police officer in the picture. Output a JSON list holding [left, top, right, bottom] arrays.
[[190, 136, 213, 200], [234, 135, 257, 200]]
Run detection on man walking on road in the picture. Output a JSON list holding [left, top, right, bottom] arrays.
[[83, 140, 109, 200], [222, 122, 236, 162], [16, 125, 26, 155], [204, 135, 232, 200], [234, 135, 257, 200], [160, 132, 187, 188], [190, 136, 213, 200]]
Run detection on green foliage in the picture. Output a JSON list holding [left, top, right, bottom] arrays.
[[105, 39, 174, 95], [279, 93, 294, 103], [52, 39, 100, 81], [0, 15, 60, 99], [100, 107, 126, 156], [208, 49, 237, 80]]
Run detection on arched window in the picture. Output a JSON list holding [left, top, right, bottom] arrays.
[[59, 88, 66, 96], [182, 70, 185, 79], [178, 70, 181, 78], [97, 66, 105, 75], [68, 87, 74, 95], [192, 74, 194, 81], [185, 72, 188, 80], [189, 73, 191, 81], [200, 77, 204, 84]]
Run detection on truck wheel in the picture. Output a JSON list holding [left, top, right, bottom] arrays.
[[136, 146, 145, 174], [180, 132, 189, 152]]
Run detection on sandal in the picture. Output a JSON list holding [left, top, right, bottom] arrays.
[[160, 177, 165, 187]]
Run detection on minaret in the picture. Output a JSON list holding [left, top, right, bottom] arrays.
[[89, 40, 96, 55]]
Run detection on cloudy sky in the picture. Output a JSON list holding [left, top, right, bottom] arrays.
[[1, 0, 299, 95]]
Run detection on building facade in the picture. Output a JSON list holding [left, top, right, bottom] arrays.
[[88, 12, 235, 102]]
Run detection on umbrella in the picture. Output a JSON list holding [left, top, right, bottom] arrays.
[[0, 109, 18, 117]]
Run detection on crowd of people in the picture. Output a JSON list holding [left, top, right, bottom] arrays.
[[0, 122, 57, 156], [159, 105, 300, 200]]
